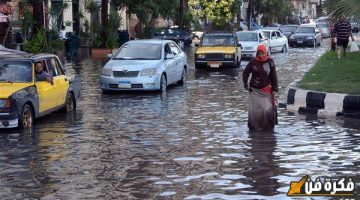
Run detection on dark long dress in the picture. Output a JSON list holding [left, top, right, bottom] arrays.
[[243, 58, 279, 131]]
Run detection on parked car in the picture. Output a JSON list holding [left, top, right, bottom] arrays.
[[0, 53, 81, 129], [350, 18, 360, 33], [289, 24, 322, 47], [153, 28, 192, 46], [317, 23, 331, 38], [279, 24, 298, 40], [236, 30, 270, 59], [100, 39, 187, 92], [194, 32, 242, 69], [261, 29, 289, 53]]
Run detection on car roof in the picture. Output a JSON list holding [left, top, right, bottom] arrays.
[[299, 24, 316, 28], [236, 30, 262, 34], [126, 39, 171, 45], [0, 51, 58, 61], [280, 24, 298, 27]]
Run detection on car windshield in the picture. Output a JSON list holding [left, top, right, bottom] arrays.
[[156, 29, 181, 36], [296, 27, 315, 33], [113, 44, 162, 60], [0, 61, 32, 83], [280, 26, 297, 32], [236, 32, 258, 42], [201, 34, 235, 46]]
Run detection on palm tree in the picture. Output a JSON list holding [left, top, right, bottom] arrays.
[[323, 0, 360, 20]]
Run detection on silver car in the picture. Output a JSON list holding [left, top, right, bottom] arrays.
[[100, 39, 187, 92]]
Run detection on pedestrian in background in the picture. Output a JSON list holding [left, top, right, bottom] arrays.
[[333, 17, 354, 59], [243, 44, 278, 131], [59, 25, 66, 40]]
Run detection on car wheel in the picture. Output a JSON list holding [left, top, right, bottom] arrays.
[[179, 68, 187, 85], [160, 74, 167, 93], [19, 104, 33, 129], [64, 92, 76, 112], [282, 44, 287, 53], [195, 65, 202, 70]]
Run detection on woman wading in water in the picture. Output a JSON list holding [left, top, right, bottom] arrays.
[[242, 44, 279, 131]]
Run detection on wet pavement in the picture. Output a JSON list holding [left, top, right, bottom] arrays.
[[1, 40, 360, 199]]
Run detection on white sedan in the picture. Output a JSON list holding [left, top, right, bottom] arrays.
[[100, 39, 187, 92], [236, 30, 270, 59], [261, 29, 289, 53]]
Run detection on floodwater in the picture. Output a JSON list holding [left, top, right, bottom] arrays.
[[1, 40, 359, 199]]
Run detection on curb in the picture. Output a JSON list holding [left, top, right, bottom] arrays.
[[281, 84, 360, 118]]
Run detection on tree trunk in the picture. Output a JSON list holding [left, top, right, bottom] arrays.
[[178, 0, 184, 28], [101, 0, 108, 40], [32, 0, 44, 34], [247, 0, 252, 30]]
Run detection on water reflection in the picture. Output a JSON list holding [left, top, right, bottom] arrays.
[[244, 131, 280, 196], [0, 41, 360, 199]]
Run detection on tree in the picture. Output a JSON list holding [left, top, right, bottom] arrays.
[[101, 0, 108, 39], [323, 0, 360, 21], [120, 0, 178, 37], [32, 0, 44, 34], [189, 0, 240, 30]]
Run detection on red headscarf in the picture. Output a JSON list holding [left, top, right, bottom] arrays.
[[255, 44, 269, 62]]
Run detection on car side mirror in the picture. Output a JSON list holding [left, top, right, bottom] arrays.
[[107, 54, 112, 59], [165, 53, 175, 60]]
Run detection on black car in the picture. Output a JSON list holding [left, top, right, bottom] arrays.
[[153, 28, 192, 46], [279, 25, 298, 40], [288, 25, 322, 47]]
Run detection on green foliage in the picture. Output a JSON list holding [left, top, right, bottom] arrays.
[[323, 0, 360, 21], [24, 29, 48, 54], [299, 50, 360, 94], [189, 0, 239, 30], [120, 0, 178, 36], [93, 35, 103, 48], [19, 0, 33, 40], [85, 0, 100, 14], [106, 8, 122, 49], [24, 29, 64, 54]]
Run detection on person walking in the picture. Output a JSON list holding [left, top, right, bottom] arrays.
[[333, 18, 355, 59], [242, 44, 279, 131]]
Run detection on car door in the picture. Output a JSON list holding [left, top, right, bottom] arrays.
[[46, 57, 69, 106], [34, 60, 59, 113], [169, 42, 184, 81], [276, 31, 287, 50], [164, 43, 176, 84]]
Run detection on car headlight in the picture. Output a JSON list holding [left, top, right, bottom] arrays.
[[224, 54, 234, 59], [306, 36, 314, 40], [290, 35, 295, 39], [196, 54, 205, 59], [0, 99, 12, 109], [101, 68, 112, 76], [140, 68, 157, 76]]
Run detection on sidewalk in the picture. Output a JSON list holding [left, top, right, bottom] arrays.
[[282, 34, 360, 118]]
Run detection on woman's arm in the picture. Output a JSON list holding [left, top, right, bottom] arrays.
[[242, 60, 253, 90], [269, 59, 279, 92]]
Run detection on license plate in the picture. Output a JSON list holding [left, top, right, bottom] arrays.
[[208, 62, 220, 68], [118, 81, 131, 89], [297, 40, 303, 44]]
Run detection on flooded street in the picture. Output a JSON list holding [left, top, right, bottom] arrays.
[[1, 40, 360, 199]]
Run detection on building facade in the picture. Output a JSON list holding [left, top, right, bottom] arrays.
[[291, 0, 320, 19]]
